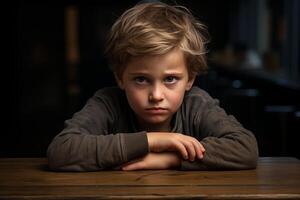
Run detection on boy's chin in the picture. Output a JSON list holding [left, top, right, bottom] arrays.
[[143, 116, 168, 124]]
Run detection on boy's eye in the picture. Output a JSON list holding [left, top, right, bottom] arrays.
[[134, 76, 148, 85], [164, 76, 178, 84]]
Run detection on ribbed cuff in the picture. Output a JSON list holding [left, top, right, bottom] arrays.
[[122, 131, 149, 162]]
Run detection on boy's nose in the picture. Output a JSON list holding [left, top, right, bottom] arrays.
[[149, 84, 164, 102]]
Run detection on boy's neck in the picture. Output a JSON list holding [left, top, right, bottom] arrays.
[[146, 125, 171, 132], [137, 118, 172, 132]]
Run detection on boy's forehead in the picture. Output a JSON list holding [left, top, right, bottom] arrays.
[[127, 48, 186, 67], [124, 49, 188, 73]]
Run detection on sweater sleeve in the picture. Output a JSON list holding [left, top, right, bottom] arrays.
[[47, 93, 149, 171], [180, 92, 258, 170]]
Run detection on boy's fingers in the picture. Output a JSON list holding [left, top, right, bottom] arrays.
[[176, 135, 201, 161], [181, 140, 196, 161], [185, 137, 204, 160], [190, 140, 202, 160], [195, 141, 205, 159], [199, 142, 205, 152], [174, 142, 189, 160], [197, 149, 204, 159]]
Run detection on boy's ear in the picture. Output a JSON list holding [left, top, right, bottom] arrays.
[[185, 75, 196, 91], [114, 73, 125, 89]]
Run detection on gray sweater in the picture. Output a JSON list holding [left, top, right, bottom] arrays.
[[47, 86, 258, 171]]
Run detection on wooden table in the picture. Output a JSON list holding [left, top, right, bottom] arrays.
[[0, 157, 299, 199]]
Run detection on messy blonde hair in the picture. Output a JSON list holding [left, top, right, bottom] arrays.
[[105, 2, 208, 79]]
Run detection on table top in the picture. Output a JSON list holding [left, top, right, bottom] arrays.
[[0, 157, 299, 199]]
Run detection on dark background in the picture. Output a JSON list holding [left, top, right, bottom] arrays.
[[10, 0, 300, 158]]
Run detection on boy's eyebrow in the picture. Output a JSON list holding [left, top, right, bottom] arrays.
[[129, 72, 185, 76], [164, 71, 185, 75], [128, 72, 150, 76]]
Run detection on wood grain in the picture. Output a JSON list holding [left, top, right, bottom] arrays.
[[0, 157, 299, 199]]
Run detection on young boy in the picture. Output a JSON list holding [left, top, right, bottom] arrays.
[[47, 2, 258, 171]]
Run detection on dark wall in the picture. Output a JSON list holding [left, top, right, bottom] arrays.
[[12, 2, 66, 157]]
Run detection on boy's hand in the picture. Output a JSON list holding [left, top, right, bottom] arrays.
[[147, 132, 205, 162], [121, 153, 181, 171]]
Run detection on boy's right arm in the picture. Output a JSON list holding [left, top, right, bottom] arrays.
[[47, 97, 149, 171], [47, 131, 148, 171]]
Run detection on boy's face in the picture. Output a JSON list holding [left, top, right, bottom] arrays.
[[116, 48, 195, 131]]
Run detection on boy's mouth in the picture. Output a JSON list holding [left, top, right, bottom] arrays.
[[146, 107, 167, 110], [145, 107, 168, 114]]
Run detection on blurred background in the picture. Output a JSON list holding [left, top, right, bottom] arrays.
[[10, 0, 299, 158]]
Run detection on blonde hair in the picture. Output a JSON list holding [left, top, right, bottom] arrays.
[[105, 2, 209, 79]]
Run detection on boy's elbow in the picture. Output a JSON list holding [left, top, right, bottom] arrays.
[[243, 134, 259, 169], [47, 139, 76, 171], [47, 136, 102, 172], [47, 143, 66, 171], [245, 149, 258, 169]]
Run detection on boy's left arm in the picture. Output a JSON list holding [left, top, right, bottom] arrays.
[[181, 98, 259, 170], [121, 152, 181, 171]]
